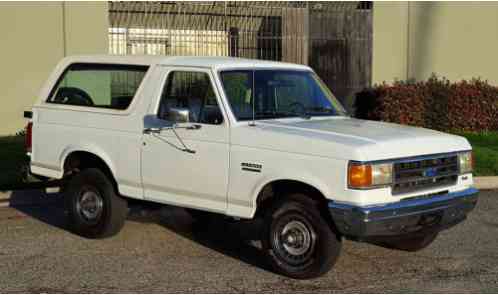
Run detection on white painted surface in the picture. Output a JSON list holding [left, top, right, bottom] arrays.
[[30, 55, 475, 219], [141, 67, 231, 213]]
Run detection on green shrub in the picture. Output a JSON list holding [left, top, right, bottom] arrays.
[[355, 80, 427, 126], [0, 135, 28, 189], [355, 75, 498, 132], [456, 131, 498, 176]]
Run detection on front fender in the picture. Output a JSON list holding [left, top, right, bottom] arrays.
[[248, 173, 333, 218]]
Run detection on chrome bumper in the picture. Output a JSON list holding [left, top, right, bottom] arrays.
[[329, 187, 479, 240]]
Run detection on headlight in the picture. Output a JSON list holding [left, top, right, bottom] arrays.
[[348, 162, 393, 189], [458, 151, 473, 174]]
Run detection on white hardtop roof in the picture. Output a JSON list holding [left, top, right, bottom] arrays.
[[63, 55, 312, 71]]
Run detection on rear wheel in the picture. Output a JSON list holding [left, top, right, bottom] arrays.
[[262, 194, 341, 279], [65, 168, 128, 239], [383, 232, 438, 252]]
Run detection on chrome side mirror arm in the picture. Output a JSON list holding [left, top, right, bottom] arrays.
[[143, 124, 201, 154], [143, 124, 201, 134]]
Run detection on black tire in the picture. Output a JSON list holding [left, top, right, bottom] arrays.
[[65, 168, 128, 239], [384, 232, 438, 252], [261, 194, 342, 279]]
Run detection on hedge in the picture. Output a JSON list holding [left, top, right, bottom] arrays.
[[354, 75, 498, 132]]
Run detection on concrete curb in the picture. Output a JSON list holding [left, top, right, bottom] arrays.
[[1, 177, 497, 208], [0, 192, 11, 205], [473, 176, 498, 190], [0, 192, 11, 207]]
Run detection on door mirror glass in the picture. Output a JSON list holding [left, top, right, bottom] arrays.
[[168, 107, 190, 123]]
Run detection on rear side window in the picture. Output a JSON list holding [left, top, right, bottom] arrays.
[[47, 63, 149, 110]]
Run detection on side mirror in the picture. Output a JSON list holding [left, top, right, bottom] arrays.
[[168, 107, 190, 124]]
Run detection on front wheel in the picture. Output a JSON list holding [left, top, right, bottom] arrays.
[[65, 168, 128, 239], [262, 194, 342, 279]]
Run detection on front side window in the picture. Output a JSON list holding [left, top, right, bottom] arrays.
[[220, 70, 347, 121], [47, 63, 148, 110], [158, 71, 223, 125]]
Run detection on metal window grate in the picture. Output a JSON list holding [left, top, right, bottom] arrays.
[[109, 1, 372, 107]]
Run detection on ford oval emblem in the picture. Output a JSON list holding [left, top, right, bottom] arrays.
[[424, 167, 438, 177]]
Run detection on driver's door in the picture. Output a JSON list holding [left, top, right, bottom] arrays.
[[141, 67, 230, 213]]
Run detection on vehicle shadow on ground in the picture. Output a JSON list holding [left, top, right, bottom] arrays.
[[129, 202, 274, 274], [7, 190, 67, 230], [7, 191, 273, 274]]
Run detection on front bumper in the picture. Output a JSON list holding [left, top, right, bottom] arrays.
[[329, 187, 479, 240]]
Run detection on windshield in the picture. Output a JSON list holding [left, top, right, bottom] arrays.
[[220, 70, 347, 121]]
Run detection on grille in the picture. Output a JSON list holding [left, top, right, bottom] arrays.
[[392, 154, 459, 195]]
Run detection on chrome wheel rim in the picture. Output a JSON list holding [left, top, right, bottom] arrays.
[[281, 221, 312, 256], [76, 188, 104, 224], [273, 217, 316, 266]]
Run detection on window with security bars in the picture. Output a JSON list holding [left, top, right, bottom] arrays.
[[109, 27, 228, 56], [108, 2, 373, 109]]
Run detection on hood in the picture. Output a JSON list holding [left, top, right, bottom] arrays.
[[231, 117, 471, 161]]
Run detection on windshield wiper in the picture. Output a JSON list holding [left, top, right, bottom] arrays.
[[281, 110, 311, 119], [305, 106, 348, 116], [305, 106, 334, 113], [257, 111, 311, 120]]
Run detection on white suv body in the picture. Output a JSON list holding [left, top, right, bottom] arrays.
[[27, 55, 478, 279]]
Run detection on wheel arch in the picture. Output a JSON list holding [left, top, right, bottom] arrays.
[[252, 177, 332, 220], [60, 146, 118, 191]]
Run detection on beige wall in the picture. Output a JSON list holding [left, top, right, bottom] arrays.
[[373, 2, 498, 85], [372, 2, 409, 84], [64, 2, 108, 56], [0, 2, 108, 135]]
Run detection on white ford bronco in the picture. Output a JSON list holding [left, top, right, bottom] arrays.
[[25, 55, 478, 279]]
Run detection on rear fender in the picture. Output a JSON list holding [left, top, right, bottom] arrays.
[[59, 144, 117, 179]]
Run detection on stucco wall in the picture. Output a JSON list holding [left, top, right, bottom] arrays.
[[0, 2, 108, 135], [373, 2, 498, 85], [372, 2, 409, 84], [64, 2, 108, 56]]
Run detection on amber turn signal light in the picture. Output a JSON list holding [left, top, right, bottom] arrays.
[[348, 164, 372, 188]]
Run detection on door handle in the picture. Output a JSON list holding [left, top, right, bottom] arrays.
[[143, 127, 162, 134], [185, 124, 202, 130]]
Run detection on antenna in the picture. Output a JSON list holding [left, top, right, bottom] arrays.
[[249, 69, 256, 126]]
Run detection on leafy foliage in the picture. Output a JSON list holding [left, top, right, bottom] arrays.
[[456, 132, 498, 176], [0, 135, 28, 190], [355, 75, 498, 132]]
